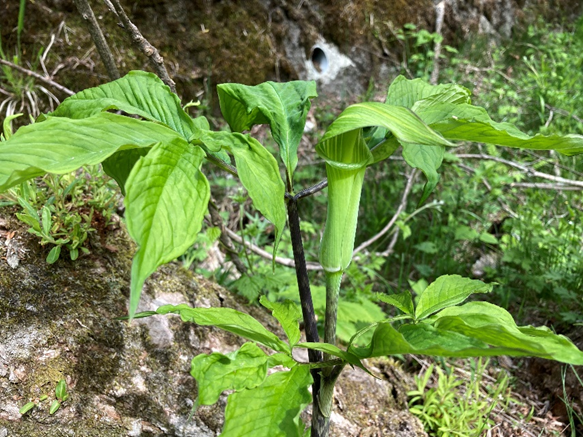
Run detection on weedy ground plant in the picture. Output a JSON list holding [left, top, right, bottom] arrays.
[[1, 71, 583, 437]]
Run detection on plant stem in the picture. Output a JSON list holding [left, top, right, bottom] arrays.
[[324, 271, 342, 348], [286, 195, 326, 436]]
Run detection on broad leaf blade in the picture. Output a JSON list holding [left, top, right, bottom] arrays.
[[195, 130, 287, 250], [376, 290, 414, 316], [320, 102, 453, 148], [221, 366, 312, 437], [191, 342, 270, 406], [260, 296, 302, 346], [415, 275, 492, 321], [401, 142, 444, 204], [296, 342, 365, 370], [217, 81, 318, 177], [102, 148, 150, 195], [156, 304, 289, 353], [426, 102, 583, 156], [51, 70, 197, 139], [386, 75, 472, 108], [432, 302, 583, 365], [125, 139, 210, 319], [0, 113, 181, 192]]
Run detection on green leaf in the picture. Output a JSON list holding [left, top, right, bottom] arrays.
[[217, 81, 318, 178], [49, 400, 60, 415], [402, 143, 444, 204], [41, 206, 51, 235], [376, 290, 414, 316], [432, 302, 583, 365], [296, 342, 364, 369], [101, 148, 150, 195], [221, 366, 312, 437], [191, 342, 271, 406], [479, 232, 499, 245], [194, 130, 286, 251], [320, 102, 453, 149], [415, 275, 492, 321], [51, 70, 197, 139], [3, 113, 23, 140], [0, 112, 181, 192], [55, 379, 67, 400], [260, 296, 302, 346], [125, 140, 210, 319], [385, 75, 471, 109], [156, 304, 289, 353], [46, 245, 61, 264], [19, 402, 36, 415], [426, 102, 583, 156]]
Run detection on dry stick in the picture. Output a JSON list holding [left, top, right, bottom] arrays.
[[0, 59, 74, 96], [457, 153, 583, 188], [73, 0, 120, 81], [352, 169, 418, 256], [429, 0, 446, 85], [208, 201, 248, 275], [108, 0, 176, 93], [223, 227, 323, 271]]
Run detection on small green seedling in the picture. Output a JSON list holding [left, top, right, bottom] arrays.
[[19, 379, 69, 416]]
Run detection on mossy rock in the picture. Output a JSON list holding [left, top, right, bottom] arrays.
[[0, 211, 426, 436]]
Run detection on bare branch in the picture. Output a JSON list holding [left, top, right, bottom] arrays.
[[208, 201, 248, 275], [73, 0, 120, 81], [430, 0, 446, 85], [0, 59, 74, 96], [353, 169, 417, 256], [456, 153, 583, 188], [509, 182, 583, 190], [108, 0, 176, 93], [222, 227, 323, 271]]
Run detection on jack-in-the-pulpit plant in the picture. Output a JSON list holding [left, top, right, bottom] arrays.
[[1, 70, 583, 437]]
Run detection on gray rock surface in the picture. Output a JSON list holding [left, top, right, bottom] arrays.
[[0, 212, 426, 436]]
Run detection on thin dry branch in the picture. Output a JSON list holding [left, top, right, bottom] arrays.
[[0, 59, 74, 96], [108, 0, 176, 93], [430, 0, 446, 85], [73, 0, 120, 80], [223, 227, 323, 271], [456, 153, 583, 188], [353, 169, 418, 256], [208, 201, 248, 275]]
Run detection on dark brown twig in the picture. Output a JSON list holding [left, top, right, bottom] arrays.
[[208, 201, 248, 275], [0, 59, 74, 96], [73, 0, 120, 81], [108, 0, 176, 93]]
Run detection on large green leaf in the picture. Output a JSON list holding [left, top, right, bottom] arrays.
[[401, 142, 444, 204], [432, 302, 583, 365], [191, 342, 271, 406], [347, 302, 583, 364], [50, 70, 197, 139], [296, 342, 364, 369], [125, 139, 210, 318], [156, 304, 290, 353], [320, 102, 453, 148], [102, 148, 150, 195], [386, 75, 472, 109], [194, 129, 287, 249], [415, 275, 493, 321], [376, 290, 414, 316], [260, 296, 302, 346], [0, 112, 181, 192], [221, 365, 312, 437], [217, 81, 317, 178], [425, 102, 583, 156]]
